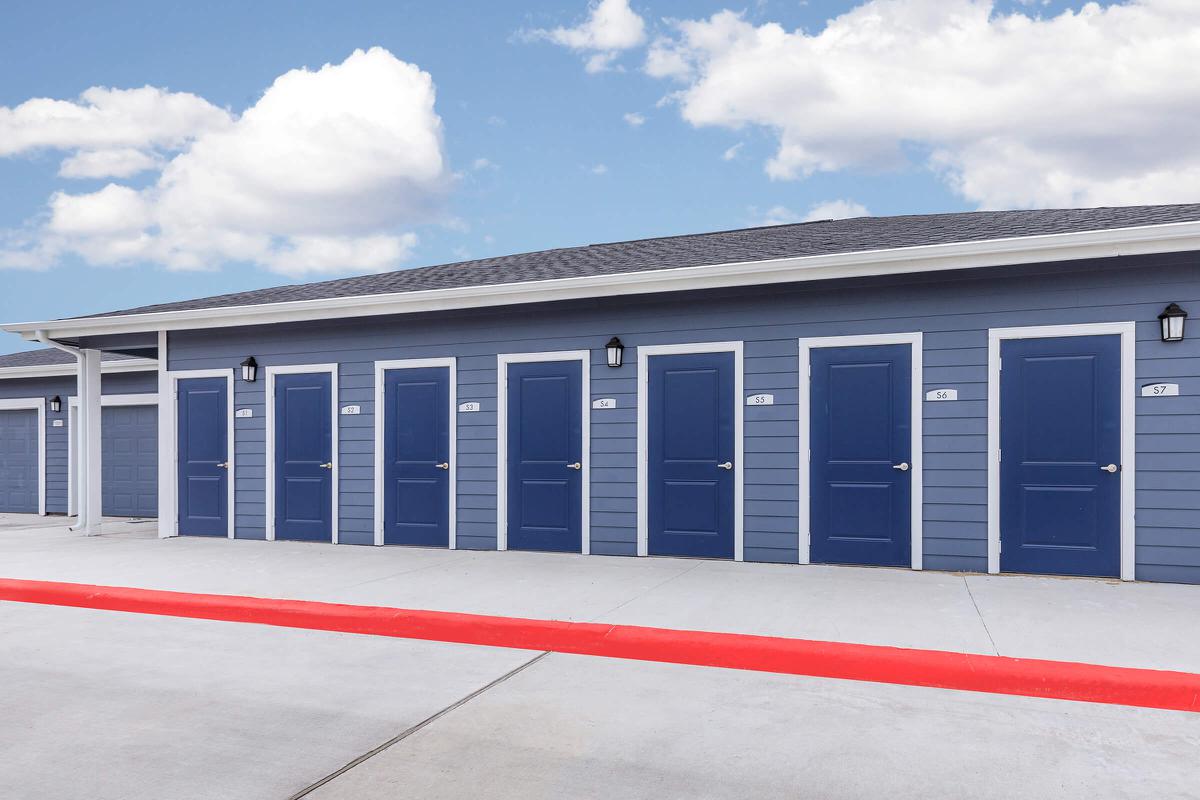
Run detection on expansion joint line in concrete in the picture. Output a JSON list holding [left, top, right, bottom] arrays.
[[289, 651, 551, 799]]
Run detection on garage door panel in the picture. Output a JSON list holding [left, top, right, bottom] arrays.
[[0, 409, 39, 513], [101, 405, 158, 518]]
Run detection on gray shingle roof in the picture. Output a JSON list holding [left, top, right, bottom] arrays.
[[79, 204, 1200, 320], [0, 349, 143, 369]]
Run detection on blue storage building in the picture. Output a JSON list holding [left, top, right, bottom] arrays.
[[3, 205, 1200, 584], [0, 350, 159, 517]]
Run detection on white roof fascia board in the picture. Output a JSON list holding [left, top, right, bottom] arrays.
[[5, 220, 1200, 340]]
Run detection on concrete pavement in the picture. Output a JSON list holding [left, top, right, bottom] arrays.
[[1, 514, 1199, 798]]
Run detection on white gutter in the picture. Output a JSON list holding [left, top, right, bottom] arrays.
[[32, 331, 90, 533], [5, 220, 1200, 340], [0, 358, 158, 380]]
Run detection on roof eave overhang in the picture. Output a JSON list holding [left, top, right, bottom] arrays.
[[5, 220, 1200, 340], [0, 358, 159, 380]]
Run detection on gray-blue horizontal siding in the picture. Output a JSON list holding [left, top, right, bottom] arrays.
[[0, 369, 157, 514], [0, 376, 73, 514], [167, 252, 1200, 583]]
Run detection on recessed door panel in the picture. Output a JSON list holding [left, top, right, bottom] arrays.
[[810, 344, 911, 567], [648, 352, 735, 559], [1000, 335, 1120, 577]]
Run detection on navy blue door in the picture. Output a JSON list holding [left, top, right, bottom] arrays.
[[1001, 335, 1121, 577], [810, 344, 912, 567], [102, 405, 158, 518], [506, 360, 582, 553], [177, 377, 227, 536], [383, 367, 450, 546], [0, 409, 39, 513], [648, 352, 735, 559], [274, 372, 334, 542]]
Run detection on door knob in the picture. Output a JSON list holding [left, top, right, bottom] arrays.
[[319, 462, 333, 470], [892, 462, 910, 472], [567, 462, 582, 470], [436, 462, 450, 470], [216, 461, 229, 470], [1100, 463, 1118, 473], [717, 461, 733, 470]]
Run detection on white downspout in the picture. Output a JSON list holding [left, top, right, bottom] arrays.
[[33, 330, 90, 532]]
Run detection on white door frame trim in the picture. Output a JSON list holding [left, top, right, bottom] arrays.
[[165, 369, 235, 539], [265, 363, 340, 543], [373, 358, 458, 548], [797, 333, 924, 569], [987, 322, 1136, 580], [67, 393, 160, 517], [637, 341, 745, 561], [496, 350, 591, 554], [0, 398, 46, 516]]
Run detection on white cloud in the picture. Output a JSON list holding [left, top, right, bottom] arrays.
[[755, 205, 801, 226], [754, 199, 869, 226], [472, 157, 497, 170], [58, 148, 164, 179], [646, 0, 1200, 208], [623, 111, 646, 127], [528, 0, 647, 73], [802, 199, 869, 222], [1, 47, 448, 276], [722, 142, 743, 161], [590, 163, 609, 175], [0, 85, 231, 179]]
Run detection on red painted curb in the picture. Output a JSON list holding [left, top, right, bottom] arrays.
[[1, 577, 1197, 713]]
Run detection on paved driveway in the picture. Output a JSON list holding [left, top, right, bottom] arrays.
[[1, 517, 1198, 798]]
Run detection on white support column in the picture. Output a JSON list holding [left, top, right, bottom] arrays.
[[157, 330, 175, 539], [69, 353, 90, 531], [82, 349, 103, 536]]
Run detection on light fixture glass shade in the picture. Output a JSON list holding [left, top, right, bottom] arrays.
[[240, 356, 258, 382], [1159, 303, 1187, 342], [49, 395, 61, 412], [605, 337, 624, 368]]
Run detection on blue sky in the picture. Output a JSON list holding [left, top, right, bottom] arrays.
[[0, 0, 1189, 350]]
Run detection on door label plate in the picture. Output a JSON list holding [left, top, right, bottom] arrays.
[[592, 397, 617, 409], [1141, 382, 1180, 397], [925, 388, 958, 401], [458, 401, 481, 413], [235, 408, 253, 418], [340, 405, 361, 415], [746, 393, 774, 406]]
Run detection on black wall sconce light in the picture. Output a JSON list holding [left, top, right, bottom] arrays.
[[49, 395, 61, 413], [605, 337, 625, 368], [1159, 303, 1187, 342], [241, 356, 259, 383]]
